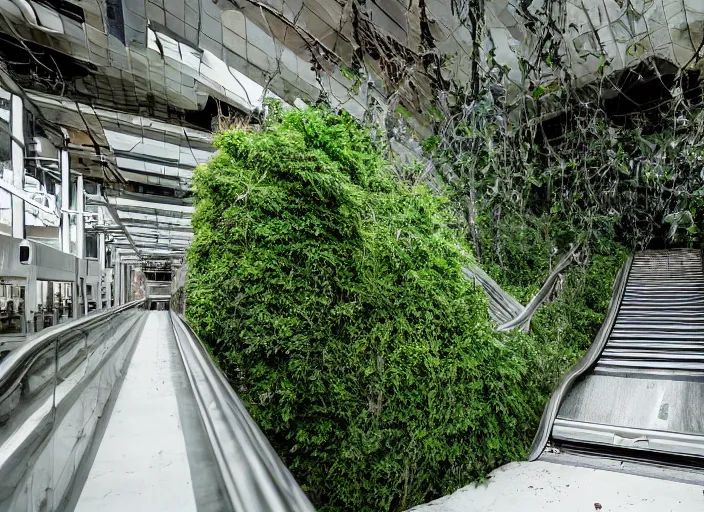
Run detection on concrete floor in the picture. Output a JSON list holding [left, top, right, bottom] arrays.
[[74, 312, 197, 512], [407, 461, 704, 512]]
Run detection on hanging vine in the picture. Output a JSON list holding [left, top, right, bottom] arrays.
[[426, 0, 704, 286]]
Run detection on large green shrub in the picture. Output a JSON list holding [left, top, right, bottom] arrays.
[[187, 107, 565, 511]]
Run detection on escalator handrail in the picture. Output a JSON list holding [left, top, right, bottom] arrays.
[[170, 312, 316, 512], [527, 255, 633, 461], [497, 244, 580, 332]]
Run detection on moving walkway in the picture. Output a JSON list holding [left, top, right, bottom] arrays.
[[0, 304, 314, 512]]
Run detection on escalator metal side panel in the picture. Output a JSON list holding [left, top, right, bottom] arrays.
[[527, 256, 633, 461], [555, 373, 704, 437], [552, 418, 704, 458]]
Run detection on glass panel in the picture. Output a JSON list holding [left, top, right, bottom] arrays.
[[24, 169, 61, 249], [0, 282, 25, 334], [33, 280, 73, 331], [85, 234, 98, 259], [57, 282, 73, 322], [0, 189, 10, 233], [0, 300, 146, 510], [83, 181, 97, 195]]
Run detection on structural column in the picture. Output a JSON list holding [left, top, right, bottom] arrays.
[[11, 95, 23, 239], [123, 264, 129, 303], [76, 174, 84, 259], [82, 277, 88, 316], [60, 148, 70, 253], [97, 208, 105, 310], [25, 265, 37, 334], [77, 173, 86, 316], [105, 263, 112, 309], [114, 253, 121, 306]]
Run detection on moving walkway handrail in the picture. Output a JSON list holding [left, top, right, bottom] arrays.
[[0, 299, 145, 407], [170, 312, 316, 512], [497, 244, 580, 332], [461, 264, 525, 326], [527, 255, 632, 461], [0, 299, 146, 511]]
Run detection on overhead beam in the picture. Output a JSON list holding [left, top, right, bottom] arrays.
[[116, 211, 191, 226], [105, 202, 141, 257], [121, 219, 193, 231], [108, 194, 194, 215]]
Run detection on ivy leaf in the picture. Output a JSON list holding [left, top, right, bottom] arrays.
[[532, 85, 546, 100]]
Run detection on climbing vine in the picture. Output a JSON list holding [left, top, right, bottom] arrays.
[[427, 0, 704, 285]]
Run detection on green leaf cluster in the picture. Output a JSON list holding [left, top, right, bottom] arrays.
[[186, 107, 566, 511]]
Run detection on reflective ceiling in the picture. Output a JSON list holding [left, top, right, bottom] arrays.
[[1, 0, 702, 260]]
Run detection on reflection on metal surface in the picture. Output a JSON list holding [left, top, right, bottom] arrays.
[[0, 300, 145, 511], [27, 91, 210, 260], [170, 313, 316, 512]]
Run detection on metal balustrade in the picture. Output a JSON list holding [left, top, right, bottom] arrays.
[[0, 302, 314, 512]]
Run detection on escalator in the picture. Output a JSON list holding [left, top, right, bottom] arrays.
[[532, 248, 704, 465], [408, 248, 704, 511]]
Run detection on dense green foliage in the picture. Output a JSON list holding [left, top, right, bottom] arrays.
[[186, 107, 578, 511], [475, 208, 628, 350]]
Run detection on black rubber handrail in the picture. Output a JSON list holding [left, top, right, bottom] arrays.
[[527, 255, 633, 461]]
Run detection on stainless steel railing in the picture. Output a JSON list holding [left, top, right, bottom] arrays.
[[170, 312, 315, 512], [0, 299, 146, 510], [0, 299, 315, 512]]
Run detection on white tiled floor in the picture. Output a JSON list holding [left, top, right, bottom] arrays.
[[74, 312, 197, 512]]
